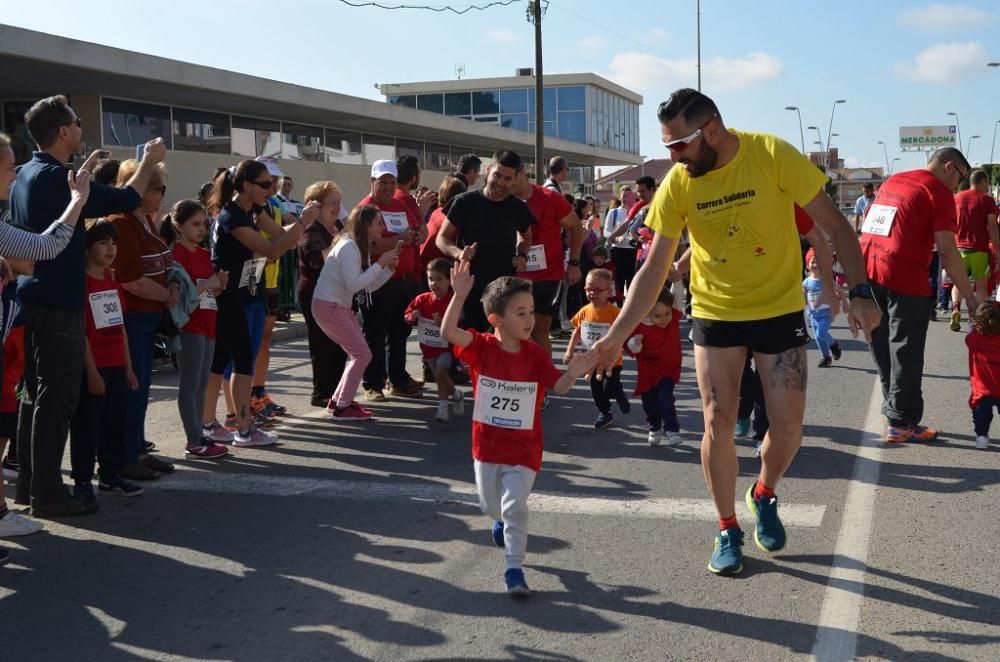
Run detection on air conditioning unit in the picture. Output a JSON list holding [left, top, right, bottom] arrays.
[[516, 68, 534, 76]]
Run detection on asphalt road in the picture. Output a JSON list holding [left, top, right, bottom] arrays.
[[1, 314, 997, 662]]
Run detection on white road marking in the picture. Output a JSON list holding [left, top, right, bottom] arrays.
[[161, 470, 826, 527], [811, 379, 884, 661]]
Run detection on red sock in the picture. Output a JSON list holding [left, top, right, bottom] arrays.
[[754, 481, 776, 501], [719, 514, 739, 531]]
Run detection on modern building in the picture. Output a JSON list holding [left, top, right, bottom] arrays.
[[0, 25, 642, 208], [594, 159, 673, 206]]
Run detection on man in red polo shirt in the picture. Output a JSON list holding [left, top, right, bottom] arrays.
[[860, 147, 980, 443], [949, 169, 999, 331], [393, 154, 437, 282]]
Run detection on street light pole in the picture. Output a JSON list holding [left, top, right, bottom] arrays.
[[826, 99, 846, 167], [696, 0, 701, 91], [785, 106, 805, 153], [991, 120, 999, 165], [967, 135, 981, 162], [877, 140, 890, 174], [947, 111, 962, 153], [891, 157, 900, 175], [530, 0, 544, 184], [807, 125, 824, 164]]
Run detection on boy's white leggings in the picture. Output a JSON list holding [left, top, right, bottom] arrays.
[[474, 460, 537, 569]]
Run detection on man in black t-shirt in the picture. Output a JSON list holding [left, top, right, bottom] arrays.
[[437, 150, 535, 330]]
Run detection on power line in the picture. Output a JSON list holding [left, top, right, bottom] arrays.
[[336, 0, 519, 14], [546, 0, 674, 61]]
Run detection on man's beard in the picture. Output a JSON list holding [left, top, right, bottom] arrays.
[[679, 141, 718, 178]]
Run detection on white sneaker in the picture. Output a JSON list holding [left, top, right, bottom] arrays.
[[976, 435, 989, 450], [647, 430, 661, 447], [450, 389, 465, 417], [0, 511, 44, 537], [233, 426, 278, 447], [204, 421, 236, 443], [753, 440, 763, 457], [435, 401, 450, 423], [663, 431, 683, 447]]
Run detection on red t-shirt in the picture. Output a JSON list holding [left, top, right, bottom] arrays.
[[454, 331, 562, 472], [172, 243, 217, 338], [404, 291, 452, 359], [85, 270, 127, 368], [954, 189, 999, 252], [860, 169, 957, 296], [360, 193, 418, 280], [625, 313, 682, 395], [794, 204, 815, 235], [518, 184, 574, 282], [967, 330, 1000, 407], [420, 207, 448, 270]]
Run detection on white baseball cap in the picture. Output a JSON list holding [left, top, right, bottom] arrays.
[[370, 159, 398, 180], [255, 156, 284, 178]]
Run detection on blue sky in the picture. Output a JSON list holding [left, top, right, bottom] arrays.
[[5, 1, 1000, 174]]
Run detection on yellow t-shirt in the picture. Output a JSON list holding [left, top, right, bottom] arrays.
[[262, 199, 282, 290], [645, 130, 829, 322], [572, 302, 622, 366]]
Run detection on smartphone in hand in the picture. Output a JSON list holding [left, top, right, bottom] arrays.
[[135, 144, 146, 161], [395, 239, 404, 252]]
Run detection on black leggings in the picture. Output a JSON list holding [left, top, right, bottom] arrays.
[[590, 365, 625, 414], [211, 293, 253, 376]]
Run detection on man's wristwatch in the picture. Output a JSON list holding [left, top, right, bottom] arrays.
[[848, 283, 873, 301], [567, 258, 581, 267]]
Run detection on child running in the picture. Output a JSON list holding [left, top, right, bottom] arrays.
[[626, 287, 683, 447], [966, 301, 1000, 450], [405, 257, 464, 423], [802, 248, 842, 368], [443, 261, 596, 596], [564, 268, 629, 428]]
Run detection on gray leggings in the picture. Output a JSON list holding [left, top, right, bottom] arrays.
[[177, 333, 215, 443]]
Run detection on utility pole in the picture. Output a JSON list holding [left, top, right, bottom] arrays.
[[530, 0, 544, 184], [696, 0, 701, 91]]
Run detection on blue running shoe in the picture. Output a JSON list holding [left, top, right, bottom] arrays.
[[491, 520, 505, 548], [735, 418, 751, 439], [745, 482, 787, 553], [504, 568, 530, 596], [708, 527, 744, 576]]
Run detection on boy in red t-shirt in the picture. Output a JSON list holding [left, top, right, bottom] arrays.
[[443, 261, 596, 596], [405, 258, 464, 423], [966, 301, 1000, 450], [69, 220, 142, 501], [626, 287, 683, 447]]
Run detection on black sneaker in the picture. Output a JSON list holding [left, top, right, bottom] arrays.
[[30, 495, 98, 518], [98, 477, 145, 497], [594, 412, 614, 429], [73, 483, 98, 510], [830, 343, 842, 361], [817, 356, 833, 368], [143, 441, 157, 453]]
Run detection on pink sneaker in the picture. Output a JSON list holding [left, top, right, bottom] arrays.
[[185, 439, 231, 459], [332, 403, 374, 420]]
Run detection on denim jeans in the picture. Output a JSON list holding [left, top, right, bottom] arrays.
[[70, 366, 127, 483], [972, 397, 1000, 436], [641, 378, 679, 432], [124, 311, 161, 465], [808, 308, 836, 358]]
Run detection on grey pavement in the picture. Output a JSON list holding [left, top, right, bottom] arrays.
[[1, 314, 997, 661]]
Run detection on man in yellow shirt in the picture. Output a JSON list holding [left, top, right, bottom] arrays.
[[594, 89, 880, 576]]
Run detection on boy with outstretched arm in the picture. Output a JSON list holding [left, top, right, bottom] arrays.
[[442, 260, 597, 596]]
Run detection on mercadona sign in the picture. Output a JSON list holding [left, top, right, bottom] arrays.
[[899, 125, 957, 151]]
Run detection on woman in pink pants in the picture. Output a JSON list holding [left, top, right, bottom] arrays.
[[312, 205, 399, 419]]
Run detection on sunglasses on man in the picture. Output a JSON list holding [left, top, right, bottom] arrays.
[[661, 115, 717, 152]]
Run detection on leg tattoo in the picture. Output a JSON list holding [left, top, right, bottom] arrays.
[[768, 347, 807, 391]]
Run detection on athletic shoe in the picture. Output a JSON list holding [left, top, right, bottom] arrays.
[[141, 455, 174, 474], [950, 310, 962, 332], [975, 435, 989, 450], [98, 477, 145, 497], [504, 568, 530, 596], [647, 430, 661, 447], [223, 414, 239, 430], [830, 343, 842, 361], [435, 401, 450, 423], [707, 527, 744, 576], [332, 403, 373, 421], [491, 520, 505, 548], [753, 440, 763, 457], [185, 439, 230, 459], [204, 421, 236, 443], [72, 483, 98, 510], [258, 394, 287, 416], [0, 511, 44, 537], [349, 401, 373, 415], [886, 424, 939, 443], [143, 441, 157, 453], [594, 412, 614, 429], [735, 418, 751, 439], [253, 412, 278, 428], [120, 463, 159, 481], [234, 425, 278, 447], [389, 379, 424, 399], [30, 495, 98, 518], [906, 425, 939, 441], [745, 482, 787, 553], [450, 389, 465, 417], [365, 388, 387, 403], [663, 431, 683, 447], [817, 356, 833, 368], [616, 392, 631, 414], [929, 310, 938, 322]]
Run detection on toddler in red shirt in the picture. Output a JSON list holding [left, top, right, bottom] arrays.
[[443, 261, 596, 597], [626, 287, 683, 447], [966, 301, 1000, 450], [405, 258, 464, 423]]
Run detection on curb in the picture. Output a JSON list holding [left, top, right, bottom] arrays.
[[272, 314, 308, 344]]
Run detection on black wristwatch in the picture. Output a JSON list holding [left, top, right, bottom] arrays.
[[567, 258, 581, 267], [848, 283, 873, 301]]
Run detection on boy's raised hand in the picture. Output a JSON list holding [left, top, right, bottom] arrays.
[[566, 348, 599, 380], [450, 259, 475, 298]]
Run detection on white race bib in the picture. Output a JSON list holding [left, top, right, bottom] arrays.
[[861, 204, 897, 237], [525, 244, 547, 272], [472, 376, 537, 430], [382, 211, 409, 234], [238, 257, 267, 289], [417, 317, 446, 348], [580, 321, 611, 349], [88, 289, 123, 330], [197, 279, 218, 311]]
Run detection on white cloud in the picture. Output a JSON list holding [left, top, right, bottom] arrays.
[[485, 28, 520, 43], [843, 157, 885, 169], [893, 41, 988, 82], [577, 35, 608, 50], [604, 51, 782, 93], [899, 3, 996, 29]]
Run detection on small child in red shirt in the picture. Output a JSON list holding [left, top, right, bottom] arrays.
[[70, 219, 142, 501], [966, 301, 1000, 450], [443, 261, 596, 597], [626, 287, 683, 448], [405, 258, 464, 423]]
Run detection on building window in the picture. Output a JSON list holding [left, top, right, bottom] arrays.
[[389, 95, 416, 108], [557, 86, 586, 112], [426, 143, 450, 171], [282, 123, 323, 161], [444, 92, 472, 116], [363, 133, 395, 164], [558, 110, 586, 143], [474, 116, 499, 125], [396, 139, 424, 167], [2, 100, 35, 165], [324, 128, 362, 164], [417, 94, 444, 114], [501, 113, 528, 132], [500, 88, 528, 114], [527, 88, 557, 122], [472, 90, 500, 115], [102, 97, 172, 149], [232, 116, 281, 158], [172, 107, 230, 154]]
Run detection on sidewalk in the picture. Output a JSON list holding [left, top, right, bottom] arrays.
[[271, 312, 308, 344]]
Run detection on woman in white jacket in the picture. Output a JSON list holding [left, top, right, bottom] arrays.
[[312, 204, 399, 420]]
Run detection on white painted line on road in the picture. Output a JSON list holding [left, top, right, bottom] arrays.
[[161, 470, 826, 527], [811, 379, 884, 661]]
